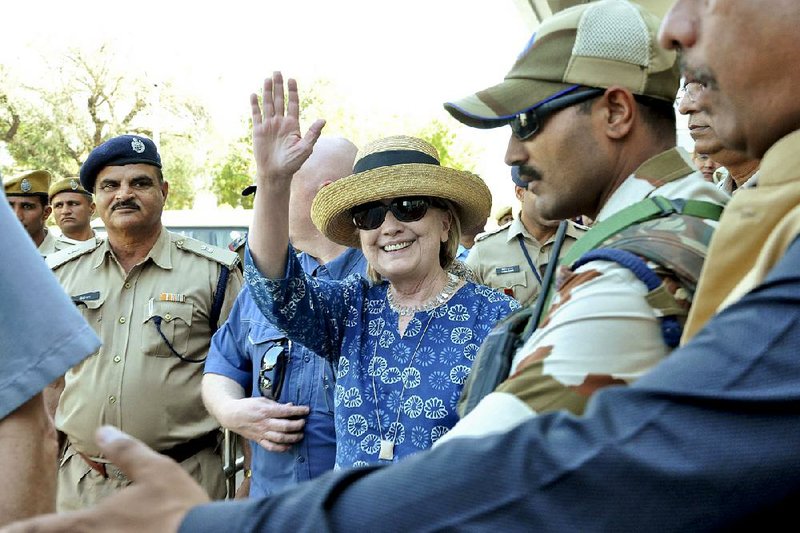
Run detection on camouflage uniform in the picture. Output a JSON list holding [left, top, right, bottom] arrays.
[[441, 148, 729, 442]]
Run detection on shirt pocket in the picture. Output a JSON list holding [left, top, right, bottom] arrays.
[[249, 325, 289, 400], [495, 270, 528, 290], [141, 300, 194, 358], [73, 291, 106, 326], [72, 292, 106, 356]]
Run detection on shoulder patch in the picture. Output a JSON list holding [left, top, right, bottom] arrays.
[[46, 238, 103, 270], [172, 234, 240, 269], [474, 223, 510, 243]]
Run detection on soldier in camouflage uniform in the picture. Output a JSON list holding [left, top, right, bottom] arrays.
[[466, 167, 584, 307], [440, 0, 729, 440]]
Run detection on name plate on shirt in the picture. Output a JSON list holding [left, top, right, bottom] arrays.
[[495, 265, 521, 275], [71, 291, 100, 303]]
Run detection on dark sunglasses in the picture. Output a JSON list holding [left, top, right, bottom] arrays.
[[351, 196, 444, 231], [259, 342, 288, 400], [510, 88, 606, 141]]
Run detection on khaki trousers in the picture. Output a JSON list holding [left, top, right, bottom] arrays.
[[56, 441, 226, 512]]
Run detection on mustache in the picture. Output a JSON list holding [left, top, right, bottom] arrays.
[[678, 54, 719, 90], [517, 165, 542, 183], [111, 200, 140, 211]]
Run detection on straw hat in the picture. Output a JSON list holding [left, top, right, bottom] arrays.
[[311, 135, 492, 248]]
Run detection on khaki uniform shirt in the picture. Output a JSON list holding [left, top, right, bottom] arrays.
[[38, 228, 58, 256], [684, 130, 800, 340], [465, 218, 585, 306], [54, 232, 99, 252], [49, 228, 242, 457]]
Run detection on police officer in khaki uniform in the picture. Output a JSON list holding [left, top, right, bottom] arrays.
[[46, 135, 243, 511], [49, 176, 98, 248], [465, 167, 584, 306], [3, 169, 57, 255]]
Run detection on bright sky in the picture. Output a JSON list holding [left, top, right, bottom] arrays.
[[1, 0, 537, 217], [1, 1, 691, 220]]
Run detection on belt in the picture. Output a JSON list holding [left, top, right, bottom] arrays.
[[77, 431, 219, 479]]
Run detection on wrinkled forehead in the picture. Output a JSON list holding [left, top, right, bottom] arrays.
[[96, 163, 161, 183]]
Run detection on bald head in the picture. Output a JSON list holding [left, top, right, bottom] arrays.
[[289, 137, 358, 253]]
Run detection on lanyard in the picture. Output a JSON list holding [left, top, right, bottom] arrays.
[[516, 234, 544, 286]]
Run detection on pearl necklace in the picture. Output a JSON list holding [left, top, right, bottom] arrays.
[[386, 273, 460, 317]]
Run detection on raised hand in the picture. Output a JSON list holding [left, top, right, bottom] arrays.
[[251, 71, 326, 186]]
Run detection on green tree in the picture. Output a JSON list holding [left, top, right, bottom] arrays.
[[211, 132, 254, 209], [0, 45, 208, 208], [415, 118, 478, 172], [207, 77, 481, 206]]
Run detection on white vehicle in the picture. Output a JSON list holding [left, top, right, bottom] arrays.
[[91, 209, 250, 248]]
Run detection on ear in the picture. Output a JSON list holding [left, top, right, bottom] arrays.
[[599, 87, 636, 140], [89, 201, 96, 215], [161, 180, 169, 202], [515, 185, 526, 202], [43, 205, 52, 221], [440, 210, 452, 243]]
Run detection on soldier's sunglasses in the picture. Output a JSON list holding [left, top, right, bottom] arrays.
[[510, 88, 606, 141], [351, 196, 446, 231]]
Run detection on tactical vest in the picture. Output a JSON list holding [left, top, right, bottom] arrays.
[[458, 196, 723, 417]]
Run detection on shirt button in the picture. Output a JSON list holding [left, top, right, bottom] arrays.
[[164, 313, 172, 321], [124, 282, 131, 289], [108, 396, 116, 404], [118, 317, 126, 324], [303, 356, 311, 363], [297, 456, 305, 463], [113, 355, 121, 363]]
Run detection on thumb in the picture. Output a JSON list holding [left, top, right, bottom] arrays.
[[303, 118, 326, 147], [95, 425, 172, 481]]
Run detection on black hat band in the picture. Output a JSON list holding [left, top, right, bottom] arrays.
[[353, 150, 439, 174]]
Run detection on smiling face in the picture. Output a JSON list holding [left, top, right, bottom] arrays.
[[51, 191, 95, 237], [95, 164, 168, 237], [660, 0, 800, 158], [358, 197, 451, 285]]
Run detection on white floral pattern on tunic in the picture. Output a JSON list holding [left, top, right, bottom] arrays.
[[245, 246, 519, 467]]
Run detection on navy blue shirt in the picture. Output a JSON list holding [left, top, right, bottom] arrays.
[[185, 238, 800, 531], [205, 247, 366, 497]]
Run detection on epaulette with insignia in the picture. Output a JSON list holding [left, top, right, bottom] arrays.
[[474, 221, 512, 243], [46, 238, 103, 270], [172, 233, 240, 269], [229, 233, 247, 253], [229, 233, 248, 272]]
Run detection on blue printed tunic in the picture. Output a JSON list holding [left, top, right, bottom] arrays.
[[245, 246, 519, 468]]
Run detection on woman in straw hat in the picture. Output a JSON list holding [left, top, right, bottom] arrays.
[[244, 72, 519, 468]]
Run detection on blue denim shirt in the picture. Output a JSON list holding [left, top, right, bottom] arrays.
[[205, 247, 366, 497]]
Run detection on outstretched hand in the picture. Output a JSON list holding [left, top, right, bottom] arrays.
[[0, 426, 209, 533], [251, 71, 326, 186]]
